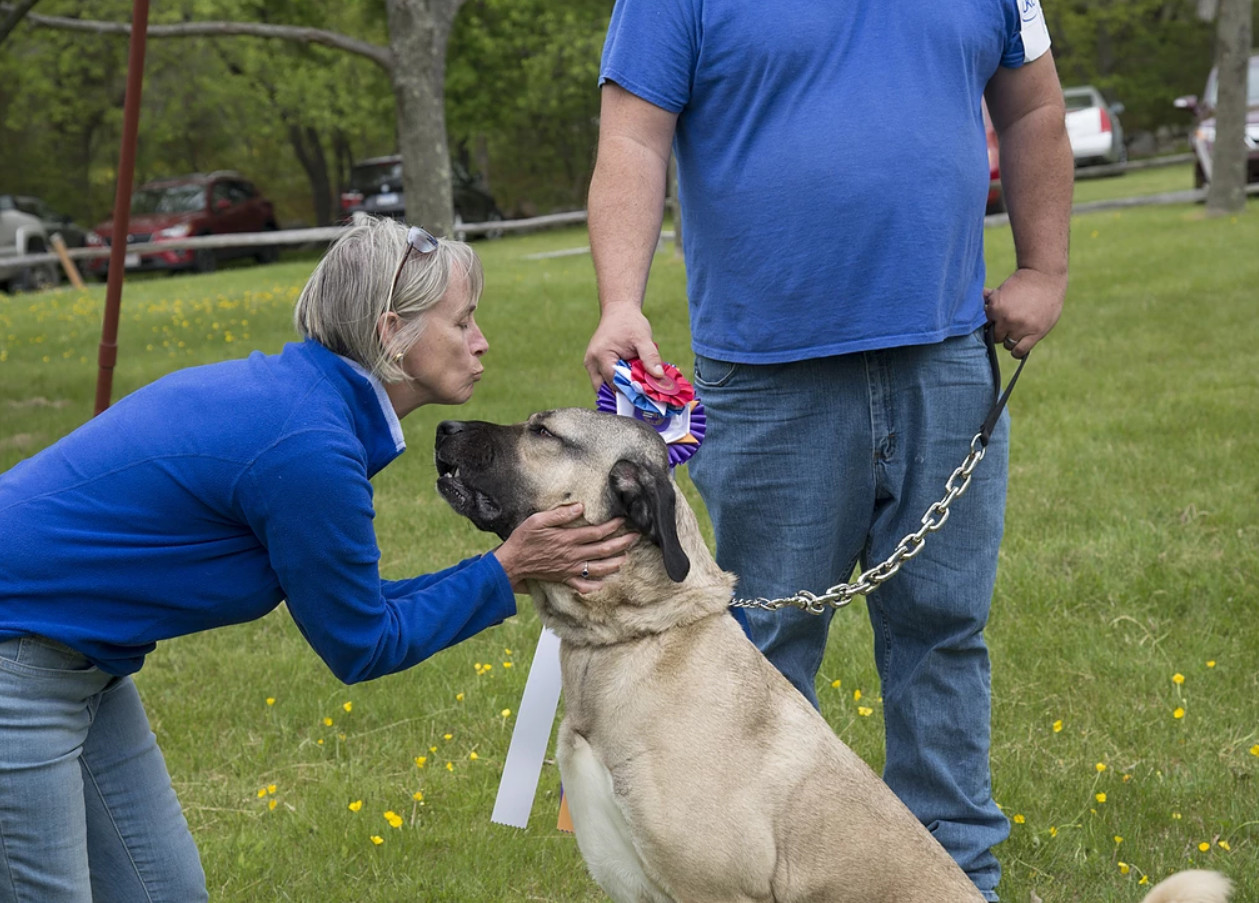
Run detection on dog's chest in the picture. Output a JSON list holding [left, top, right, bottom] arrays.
[[559, 723, 675, 903]]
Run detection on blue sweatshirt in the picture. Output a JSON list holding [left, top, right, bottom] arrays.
[[0, 339, 516, 682]]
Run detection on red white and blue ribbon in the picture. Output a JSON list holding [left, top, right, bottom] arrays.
[[595, 359, 705, 468]]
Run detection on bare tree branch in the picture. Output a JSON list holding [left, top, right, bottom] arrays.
[[0, 0, 42, 46], [0, 4, 393, 71]]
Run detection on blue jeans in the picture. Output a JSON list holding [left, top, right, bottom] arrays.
[[0, 636, 207, 903], [688, 329, 1010, 900]]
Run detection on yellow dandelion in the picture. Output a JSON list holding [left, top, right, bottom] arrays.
[[1095, 793, 1107, 804], [317, 738, 324, 746], [1052, 719, 1063, 733], [1114, 835, 1123, 844], [1119, 862, 1130, 875], [1172, 673, 1185, 685], [1095, 762, 1107, 773], [429, 745, 438, 753], [384, 811, 404, 829], [504, 647, 512, 655], [1173, 707, 1185, 719], [349, 800, 363, 812], [323, 716, 334, 727], [414, 756, 427, 768], [1219, 840, 1231, 851], [1207, 660, 1216, 668], [1013, 814, 1025, 825], [342, 701, 353, 713], [267, 784, 277, 795], [456, 693, 465, 702], [853, 689, 862, 701], [1139, 876, 1149, 886], [256, 787, 268, 798], [1049, 826, 1058, 838], [831, 679, 842, 689], [469, 751, 479, 761], [446, 762, 454, 772], [266, 697, 276, 706], [370, 835, 384, 846], [503, 662, 513, 668], [268, 799, 278, 811], [1173, 812, 1183, 820], [413, 791, 424, 802], [501, 708, 512, 718], [1249, 745, 1259, 757], [1198, 841, 1210, 852], [443, 733, 453, 741], [857, 706, 873, 717]]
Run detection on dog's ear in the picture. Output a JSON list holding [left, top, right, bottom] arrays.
[[608, 459, 690, 582]]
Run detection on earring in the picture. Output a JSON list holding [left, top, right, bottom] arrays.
[[393, 351, 404, 363]]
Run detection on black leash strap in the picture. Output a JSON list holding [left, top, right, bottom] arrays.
[[979, 322, 1028, 447]]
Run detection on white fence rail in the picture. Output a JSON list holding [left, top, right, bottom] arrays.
[[2, 153, 1249, 278], [3, 210, 594, 272]]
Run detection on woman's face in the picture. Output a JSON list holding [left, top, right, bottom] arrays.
[[396, 267, 488, 413]]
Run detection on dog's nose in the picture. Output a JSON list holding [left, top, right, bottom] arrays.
[[437, 421, 466, 439]]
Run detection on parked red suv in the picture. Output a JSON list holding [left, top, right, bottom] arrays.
[[982, 99, 1004, 215], [92, 172, 279, 274]]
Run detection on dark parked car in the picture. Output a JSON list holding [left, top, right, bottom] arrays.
[[92, 171, 279, 274], [340, 156, 504, 238], [5, 195, 99, 249], [1174, 53, 1259, 188]]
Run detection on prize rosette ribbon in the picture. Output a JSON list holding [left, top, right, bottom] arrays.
[[491, 357, 703, 831], [595, 359, 705, 468]]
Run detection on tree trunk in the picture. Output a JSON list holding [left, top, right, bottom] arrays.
[[668, 152, 682, 258], [1205, 0, 1251, 216], [288, 124, 334, 225], [386, 0, 462, 238]]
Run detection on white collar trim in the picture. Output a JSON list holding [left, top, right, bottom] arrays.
[[341, 356, 406, 453]]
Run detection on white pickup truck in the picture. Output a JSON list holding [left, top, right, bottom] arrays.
[[0, 194, 59, 293]]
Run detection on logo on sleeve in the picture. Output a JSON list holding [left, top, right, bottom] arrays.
[[1018, 0, 1051, 62]]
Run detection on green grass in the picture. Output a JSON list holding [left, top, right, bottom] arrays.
[[1070, 157, 1197, 205], [1, 193, 1257, 901]]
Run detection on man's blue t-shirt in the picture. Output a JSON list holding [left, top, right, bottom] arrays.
[[601, 0, 1051, 364]]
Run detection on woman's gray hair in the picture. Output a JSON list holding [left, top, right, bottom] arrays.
[[293, 216, 485, 383]]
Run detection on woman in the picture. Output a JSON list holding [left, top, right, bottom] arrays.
[[0, 217, 633, 902]]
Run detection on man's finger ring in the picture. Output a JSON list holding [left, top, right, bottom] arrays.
[[581, 562, 589, 579], [1003, 337, 1017, 349]]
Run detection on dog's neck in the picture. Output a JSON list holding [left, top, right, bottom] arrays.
[[529, 491, 736, 647]]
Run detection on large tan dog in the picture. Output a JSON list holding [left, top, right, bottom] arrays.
[[435, 408, 1231, 903]]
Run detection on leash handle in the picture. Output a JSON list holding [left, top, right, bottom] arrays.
[[980, 322, 1028, 447]]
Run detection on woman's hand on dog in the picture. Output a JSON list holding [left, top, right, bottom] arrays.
[[493, 503, 637, 593]]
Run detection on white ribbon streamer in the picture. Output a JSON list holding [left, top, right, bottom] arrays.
[[490, 626, 563, 828]]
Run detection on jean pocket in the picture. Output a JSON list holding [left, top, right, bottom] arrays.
[[0, 636, 96, 678], [693, 354, 738, 389]]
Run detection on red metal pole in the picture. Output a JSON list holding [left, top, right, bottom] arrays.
[[94, 0, 150, 415]]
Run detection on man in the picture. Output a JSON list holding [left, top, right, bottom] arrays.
[[582, 2, 1072, 899]]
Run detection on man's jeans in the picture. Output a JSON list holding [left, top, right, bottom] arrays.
[[0, 635, 208, 903], [688, 329, 1010, 900]]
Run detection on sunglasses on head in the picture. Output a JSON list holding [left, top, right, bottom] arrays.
[[386, 225, 440, 310]]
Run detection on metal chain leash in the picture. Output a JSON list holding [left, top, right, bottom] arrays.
[[729, 431, 989, 616]]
